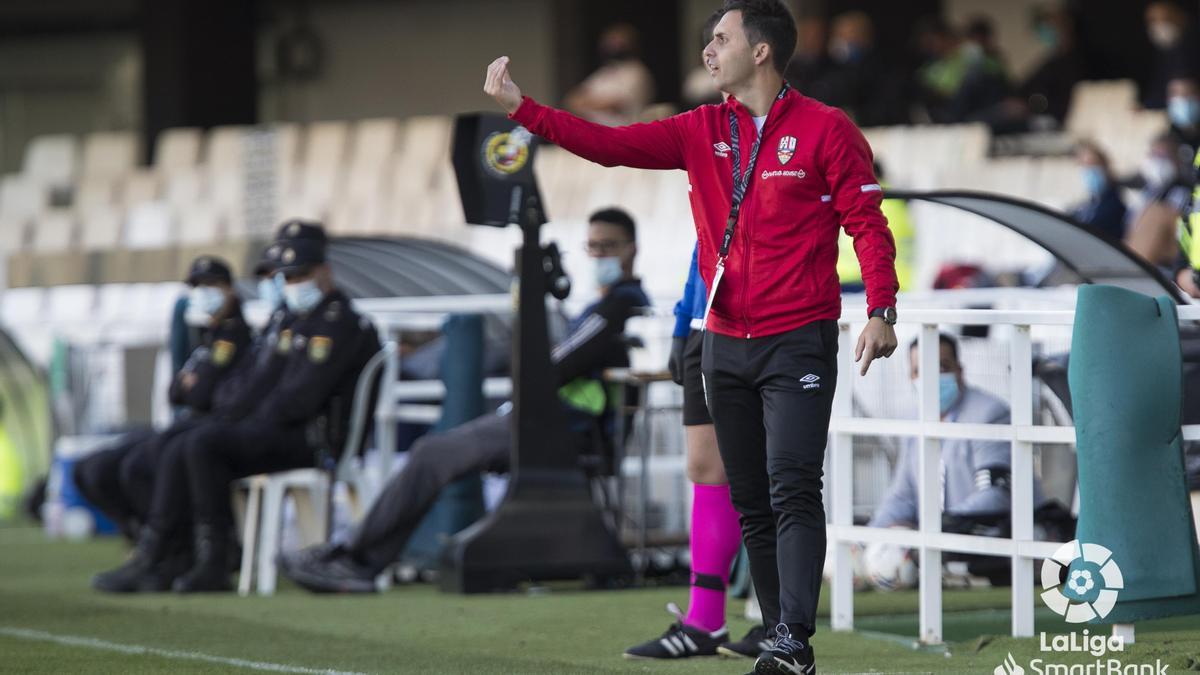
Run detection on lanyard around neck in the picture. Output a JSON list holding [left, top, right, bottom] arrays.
[[719, 84, 789, 259]]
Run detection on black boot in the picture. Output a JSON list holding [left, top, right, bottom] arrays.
[[172, 523, 233, 593], [92, 527, 176, 593]]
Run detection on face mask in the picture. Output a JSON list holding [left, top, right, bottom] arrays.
[[593, 256, 624, 288], [912, 373, 961, 414], [1081, 166, 1106, 195], [1035, 25, 1058, 49], [961, 41, 984, 63], [188, 286, 225, 316], [1141, 155, 1178, 187], [258, 276, 283, 309], [283, 279, 324, 314], [938, 373, 961, 414], [829, 40, 862, 64], [1149, 21, 1182, 49], [1168, 96, 1200, 128]]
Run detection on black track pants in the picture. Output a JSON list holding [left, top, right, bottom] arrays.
[[702, 320, 838, 638]]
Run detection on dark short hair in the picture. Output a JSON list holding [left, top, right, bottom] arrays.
[[721, 0, 797, 74], [908, 332, 960, 363], [588, 207, 637, 242], [702, 9, 725, 51]]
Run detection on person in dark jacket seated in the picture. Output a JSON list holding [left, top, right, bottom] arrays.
[[92, 222, 380, 593], [1069, 140, 1128, 241], [279, 207, 650, 593], [74, 256, 252, 543]]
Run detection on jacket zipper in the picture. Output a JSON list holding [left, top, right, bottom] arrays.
[[740, 196, 753, 338]]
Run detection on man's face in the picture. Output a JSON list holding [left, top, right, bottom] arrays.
[[1168, 78, 1199, 100], [585, 221, 636, 269], [704, 10, 763, 92], [909, 341, 962, 383]]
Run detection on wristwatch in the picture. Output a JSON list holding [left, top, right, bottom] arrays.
[[869, 306, 897, 325]]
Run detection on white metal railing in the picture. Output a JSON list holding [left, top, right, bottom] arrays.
[[827, 303, 1200, 644]]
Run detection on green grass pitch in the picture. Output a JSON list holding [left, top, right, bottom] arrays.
[[2, 524, 1199, 674]]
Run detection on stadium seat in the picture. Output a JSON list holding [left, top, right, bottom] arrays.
[[206, 125, 251, 173], [74, 177, 117, 215], [164, 167, 206, 211], [22, 134, 77, 191], [1065, 80, 1138, 142], [80, 132, 138, 182], [178, 202, 222, 245], [348, 118, 401, 171], [123, 202, 175, 249], [154, 127, 203, 175], [118, 170, 160, 209], [32, 208, 77, 252], [46, 284, 96, 325], [80, 206, 124, 251], [0, 217, 28, 253], [0, 175, 47, 221], [0, 287, 45, 329], [292, 121, 350, 222]]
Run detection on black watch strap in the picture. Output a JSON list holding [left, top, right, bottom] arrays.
[[870, 307, 897, 325]]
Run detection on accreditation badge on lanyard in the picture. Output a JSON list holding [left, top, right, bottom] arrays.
[[701, 85, 789, 332]]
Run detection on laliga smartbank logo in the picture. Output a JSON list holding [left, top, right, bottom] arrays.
[[1040, 540, 1123, 623], [993, 541, 1169, 675]]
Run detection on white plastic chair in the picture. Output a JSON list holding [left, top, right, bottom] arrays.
[[23, 134, 78, 191], [236, 342, 394, 596]]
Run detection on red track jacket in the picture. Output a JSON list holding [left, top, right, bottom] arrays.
[[511, 88, 898, 339]]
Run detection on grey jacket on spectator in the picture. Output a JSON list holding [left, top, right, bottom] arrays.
[[869, 385, 1045, 528]]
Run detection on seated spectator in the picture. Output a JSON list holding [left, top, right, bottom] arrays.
[[913, 16, 1008, 124], [813, 11, 910, 127], [1142, 1, 1200, 110], [1126, 133, 1194, 268], [862, 333, 1051, 589], [783, 16, 835, 105], [91, 222, 380, 593], [989, 7, 1084, 133], [278, 208, 650, 593], [1070, 140, 1128, 240], [565, 24, 655, 125], [1167, 74, 1200, 159], [74, 256, 252, 543]]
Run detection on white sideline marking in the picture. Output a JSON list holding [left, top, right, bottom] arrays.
[[0, 626, 369, 675]]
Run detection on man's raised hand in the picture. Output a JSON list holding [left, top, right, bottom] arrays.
[[484, 56, 523, 114]]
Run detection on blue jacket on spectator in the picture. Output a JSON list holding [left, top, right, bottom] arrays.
[[1071, 185, 1128, 241], [672, 243, 708, 337]]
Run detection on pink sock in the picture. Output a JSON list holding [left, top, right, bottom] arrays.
[[684, 483, 742, 632]]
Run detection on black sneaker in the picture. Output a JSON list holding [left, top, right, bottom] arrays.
[[279, 547, 378, 594], [753, 624, 816, 674], [718, 624, 773, 658], [277, 542, 341, 576], [623, 603, 728, 659]]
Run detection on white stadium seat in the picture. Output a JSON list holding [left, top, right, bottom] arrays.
[[123, 202, 175, 249], [80, 206, 124, 251], [155, 127, 203, 175], [80, 132, 139, 182], [23, 134, 77, 191], [31, 209, 77, 253]]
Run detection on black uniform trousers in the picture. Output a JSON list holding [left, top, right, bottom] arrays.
[[701, 320, 838, 639], [179, 419, 313, 531], [73, 428, 156, 538]]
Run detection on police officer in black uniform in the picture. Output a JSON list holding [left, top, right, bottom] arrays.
[[75, 256, 252, 544], [173, 223, 380, 592]]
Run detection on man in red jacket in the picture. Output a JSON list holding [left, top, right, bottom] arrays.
[[486, 2, 898, 672]]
